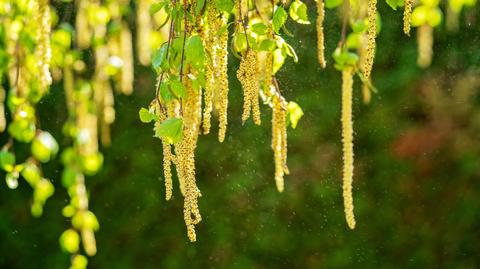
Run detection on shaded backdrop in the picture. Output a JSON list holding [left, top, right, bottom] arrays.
[[1, 2, 480, 268]]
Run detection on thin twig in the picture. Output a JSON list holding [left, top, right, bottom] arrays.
[[179, 0, 188, 81]]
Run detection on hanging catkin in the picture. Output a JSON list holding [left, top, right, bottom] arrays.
[[316, 0, 326, 68], [237, 50, 261, 125], [155, 101, 174, 201], [272, 95, 288, 192], [403, 0, 413, 35], [175, 77, 202, 242], [217, 14, 229, 142], [202, 3, 218, 134], [363, 0, 377, 79], [341, 67, 356, 230], [36, 0, 52, 92]]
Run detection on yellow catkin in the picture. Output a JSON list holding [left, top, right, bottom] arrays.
[[316, 0, 326, 68], [363, 0, 377, 79], [136, 0, 153, 65], [155, 101, 174, 201], [175, 78, 202, 242], [163, 141, 173, 200], [202, 4, 218, 134], [237, 50, 261, 125], [36, 0, 52, 92], [403, 0, 413, 35], [217, 14, 229, 142], [272, 95, 288, 192], [341, 67, 356, 230], [417, 24, 433, 68], [263, 52, 274, 97]]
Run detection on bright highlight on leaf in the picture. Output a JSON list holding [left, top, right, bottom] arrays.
[[155, 118, 184, 144]]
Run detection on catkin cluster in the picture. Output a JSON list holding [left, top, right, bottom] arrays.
[[341, 68, 356, 230], [174, 79, 203, 242], [202, 5, 230, 141], [363, 0, 377, 79], [272, 95, 289, 192], [237, 50, 261, 125]]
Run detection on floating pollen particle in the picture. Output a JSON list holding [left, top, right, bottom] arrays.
[[363, 0, 377, 79], [316, 0, 326, 68], [403, 0, 413, 35], [341, 67, 356, 230]]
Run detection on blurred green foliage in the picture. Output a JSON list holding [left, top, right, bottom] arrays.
[[1, 2, 480, 269]]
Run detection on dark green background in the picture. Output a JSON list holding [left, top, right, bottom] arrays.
[[1, 2, 480, 268]]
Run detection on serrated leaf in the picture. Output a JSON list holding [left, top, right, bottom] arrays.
[[170, 79, 186, 98], [273, 48, 286, 74], [234, 33, 247, 52], [139, 107, 156, 123], [386, 0, 402, 10], [215, 0, 234, 13], [287, 101, 304, 129], [272, 6, 288, 33], [186, 35, 206, 68], [259, 39, 277, 51], [283, 42, 298, 62], [160, 82, 175, 102], [195, 0, 205, 15], [325, 0, 343, 9], [152, 43, 168, 73], [251, 23, 268, 35], [155, 118, 184, 144], [289, 1, 310, 24], [150, 2, 166, 15]]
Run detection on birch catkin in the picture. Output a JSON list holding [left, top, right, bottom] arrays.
[[272, 96, 288, 192], [316, 0, 326, 68], [341, 67, 356, 230], [403, 0, 413, 35], [37, 0, 52, 92], [363, 0, 377, 79], [217, 14, 230, 142], [238, 50, 261, 125]]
